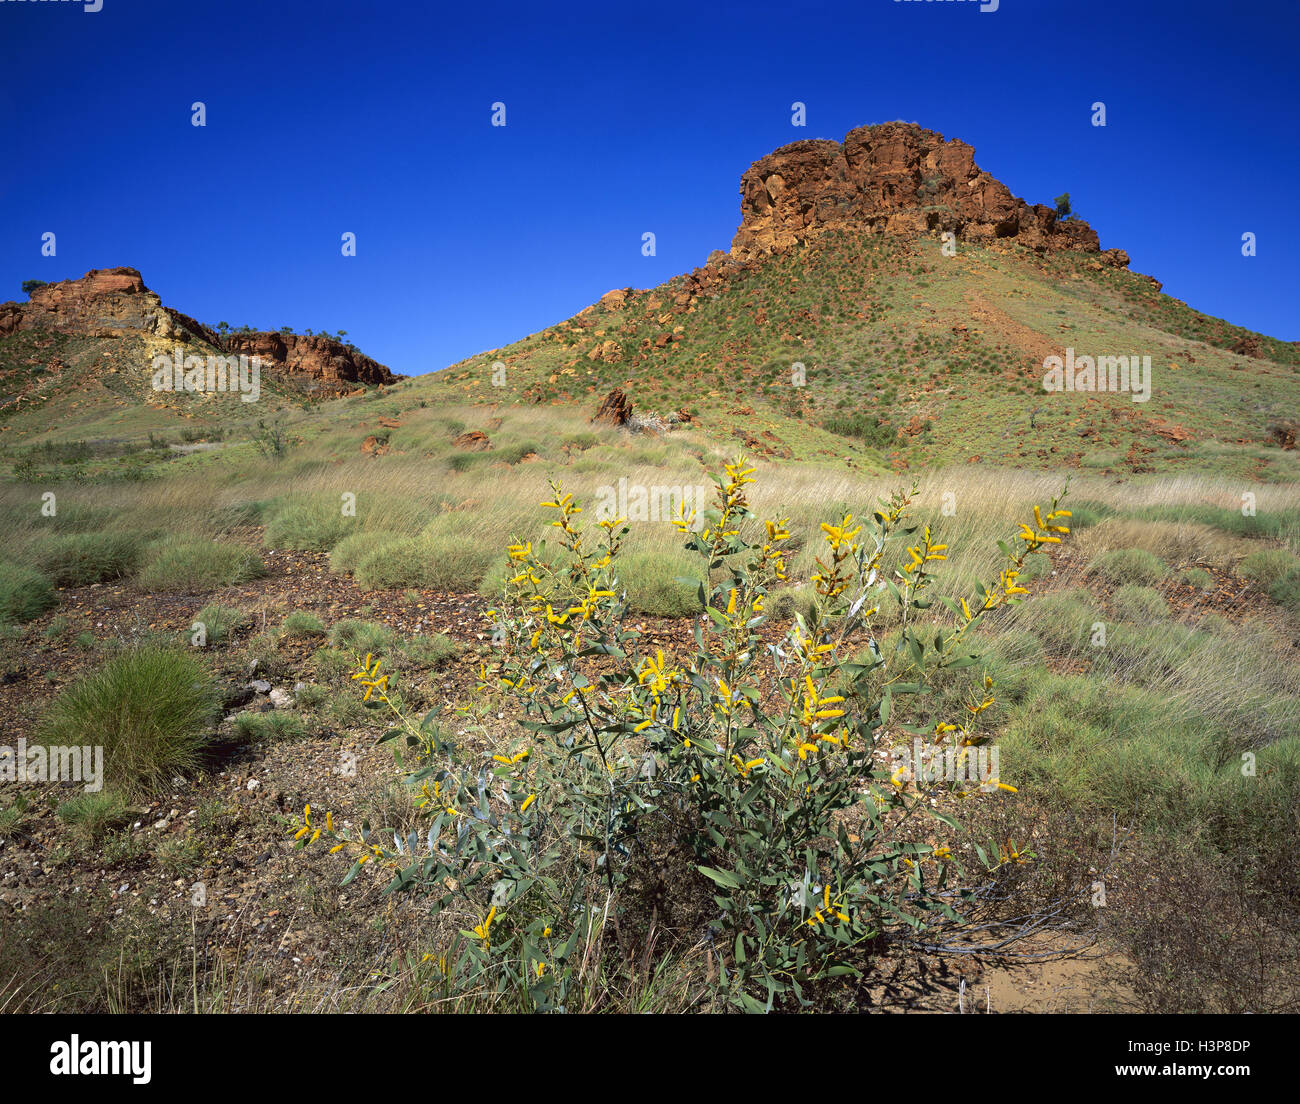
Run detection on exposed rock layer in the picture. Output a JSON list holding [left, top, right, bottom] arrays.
[[729, 122, 1129, 268], [0, 267, 399, 392]]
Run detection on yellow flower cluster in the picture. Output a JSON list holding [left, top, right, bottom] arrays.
[[1018, 505, 1071, 553], [806, 883, 850, 927], [351, 653, 389, 702], [900, 525, 948, 578]]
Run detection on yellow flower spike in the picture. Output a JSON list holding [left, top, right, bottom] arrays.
[[325, 811, 333, 833], [535, 961, 547, 978], [521, 793, 537, 812], [472, 906, 497, 946]]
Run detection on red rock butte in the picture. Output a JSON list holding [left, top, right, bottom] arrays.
[[729, 121, 1129, 268]]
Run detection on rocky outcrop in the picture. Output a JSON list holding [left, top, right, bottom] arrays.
[[593, 387, 633, 426], [0, 267, 400, 393], [452, 430, 492, 451], [223, 331, 397, 389], [0, 267, 193, 340], [730, 122, 1129, 267]]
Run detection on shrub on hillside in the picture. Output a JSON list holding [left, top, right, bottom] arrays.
[[137, 538, 266, 593], [232, 711, 306, 742], [262, 499, 354, 551], [0, 562, 57, 623], [57, 792, 129, 845], [294, 460, 1075, 1012], [193, 603, 247, 645], [1087, 547, 1166, 587], [328, 618, 396, 653], [1269, 567, 1300, 616], [330, 530, 405, 574], [1112, 584, 1169, 622], [353, 535, 494, 592], [37, 648, 219, 798], [1237, 548, 1300, 589], [281, 610, 327, 638], [34, 532, 144, 586], [618, 548, 705, 617]]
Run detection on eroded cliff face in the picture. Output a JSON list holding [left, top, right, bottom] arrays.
[[222, 331, 396, 389], [0, 267, 187, 339], [729, 122, 1129, 268], [0, 267, 399, 392]]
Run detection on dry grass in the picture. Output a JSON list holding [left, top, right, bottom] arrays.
[[1076, 517, 1247, 569]]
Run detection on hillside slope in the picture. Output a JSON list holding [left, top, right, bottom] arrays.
[[424, 123, 1298, 479]]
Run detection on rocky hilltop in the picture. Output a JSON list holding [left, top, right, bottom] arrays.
[[729, 122, 1129, 268], [0, 267, 399, 393]]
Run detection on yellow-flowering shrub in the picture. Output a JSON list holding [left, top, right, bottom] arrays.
[[294, 459, 1070, 1012]]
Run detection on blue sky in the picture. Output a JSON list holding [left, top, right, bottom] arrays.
[[1, 0, 1296, 376]]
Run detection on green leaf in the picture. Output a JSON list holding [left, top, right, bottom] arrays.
[[698, 865, 742, 889]]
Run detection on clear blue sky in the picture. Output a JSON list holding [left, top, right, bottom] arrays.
[[2, 0, 1296, 376]]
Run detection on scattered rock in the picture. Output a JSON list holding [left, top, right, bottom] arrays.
[[452, 430, 491, 451], [593, 387, 633, 426]]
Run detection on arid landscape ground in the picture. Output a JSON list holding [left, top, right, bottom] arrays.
[[2, 20, 1298, 1017]]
